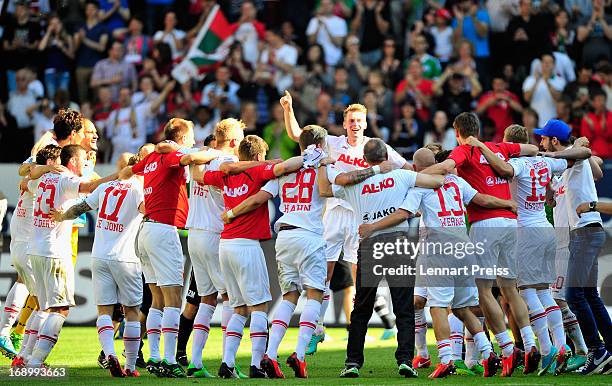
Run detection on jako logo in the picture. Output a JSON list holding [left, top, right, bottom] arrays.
[[337, 154, 369, 168], [224, 184, 249, 197], [361, 178, 395, 194]]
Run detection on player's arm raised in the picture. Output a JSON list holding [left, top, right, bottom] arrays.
[[470, 193, 518, 214], [358, 209, 412, 239], [79, 173, 118, 193], [465, 136, 515, 178], [222, 190, 273, 224], [280, 91, 303, 142], [50, 201, 94, 222], [415, 173, 444, 189]]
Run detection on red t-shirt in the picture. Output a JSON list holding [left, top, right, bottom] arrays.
[[477, 91, 520, 141], [448, 142, 521, 223], [395, 78, 434, 121], [131, 151, 189, 227], [580, 112, 612, 159], [203, 163, 276, 240]]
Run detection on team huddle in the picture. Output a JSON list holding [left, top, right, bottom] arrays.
[[1, 90, 611, 379]]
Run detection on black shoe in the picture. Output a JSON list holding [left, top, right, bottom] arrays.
[[97, 350, 109, 369], [161, 360, 186, 378], [146, 359, 164, 377], [218, 362, 240, 379], [176, 351, 188, 367], [135, 350, 147, 369], [249, 365, 267, 378]]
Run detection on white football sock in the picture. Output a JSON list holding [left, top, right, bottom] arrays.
[[96, 314, 116, 357], [448, 313, 464, 361], [537, 290, 565, 350], [249, 311, 268, 368], [190, 303, 215, 368], [162, 306, 180, 364], [315, 284, 330, 335], [494, 331, 515, 358], [520, 288, 551, 355], [437, 339, 452, 364], [296, 298, 321, 360], [560, 305, 587, 354], [29, 312, 65, 366], [123, 321, 141, 371], [267, 300, 295, 360], [414, 308, 429, 358], [23, 311, 48, 360], [0, 282, 28, 336], [146, 308, 163, 361], [221, 301, 233, 353], [223, 313, 246, 368]]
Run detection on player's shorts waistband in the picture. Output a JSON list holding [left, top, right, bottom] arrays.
[[143, 218, 183, 230], [278, 224, 301, 232], [219, 238, 260, 247]]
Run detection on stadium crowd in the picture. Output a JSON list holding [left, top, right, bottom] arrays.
[[0, 0, 611, 164]]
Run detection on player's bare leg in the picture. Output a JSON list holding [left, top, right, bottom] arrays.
[[27, 306, 69, 367], [122, 306, 142, 377], [187, 293, 217, 378], [413, 295, 430, 368], [96, 304, 126, 377], [476, 278, 518, 376]]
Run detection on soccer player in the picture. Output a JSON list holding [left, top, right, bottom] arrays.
[[535, 120, 612, 375], [469, 124, 592, 375], [24, 145, 117, 367], [317, 138, 443, 379], [197, 135, 307, 378], [184, 118, 245, 378], [422, 112, 540, 376], [360, 147, 516, 378], [118, 118, 218, 378], [217, 126, 330, 379], [5, 145, 62, 363], [51, 155, 145, 377], [281, 91, 411, 351]]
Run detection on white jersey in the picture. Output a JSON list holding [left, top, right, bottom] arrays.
[[10, 185, 36, 243], [563, 157, 602, 229], [401, 174, 477, 232], [262, 167, 324, 234], [85, 177, 144, 262], [332, 169, 417, 237], [29, 172, 82, 258], [325, 135, 407, 212], [185, 154, 238, 233], [508, 156, 567, 227], [551, 175, 570, 247]]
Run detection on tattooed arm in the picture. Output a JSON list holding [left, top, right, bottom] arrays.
[[334, 160, 396, 186], [50, 201, 93, 222]]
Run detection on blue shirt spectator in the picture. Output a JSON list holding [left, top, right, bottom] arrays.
[[452, 3, 491, 58]]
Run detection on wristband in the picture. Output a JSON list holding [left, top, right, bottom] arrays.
[[226, 209, 235, 219], [372, 165, 381, 174]]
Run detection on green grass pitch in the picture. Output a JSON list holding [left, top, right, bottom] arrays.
[[0, 327, 607, 385]]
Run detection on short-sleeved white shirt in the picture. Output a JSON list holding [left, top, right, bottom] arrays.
[[306, 15, 347, 66], [508, 156, 567, 227], [86, 177, 144, 262], [332, 169, 417, 237], [262, 167, 325, 234], [325, 135, 407, 212], [29, 172, 82, 258], [562, 157, 602, 229]]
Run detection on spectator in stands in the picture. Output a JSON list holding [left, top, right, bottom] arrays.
[[193, 106, 214, 147], [91, 41, 138, 100], [328, 67, 357, 115], [576, 0, 611, 67], [486, 0, 519, 70], [99, 0, 130, 33], [258, 29, 298, 94], [521, 107, 540, 145], [350, 0, 391, 67], [6, 68, 37, 160], [146, 0, 174, 35], [506, 0, 554, 78], [580, 89, 611, 158], [377, 37, 401, 88], [476, 74, 523, 140], [341, 35, 369, 92], [153, 11, 186, 60], [307, 92, 342, 135], [225, 43, 253, 84], [142, 43, 172, 89], [452, 0, 491, 87], [523, 52, 566, 127], [388, 99, 424, 159], [550, 9, 576, 56], [566, 0, 592, 23], [74, 1, 109, 103], [424, 110, 457, 150], [240, 101, 259, 134], [262, 103, 298, 160], [395, 58, 434, 122], [121, 17, 153, 66], [287, 67, 320, 124], [39, 15, 75, 99], [430, 8, 454, 67], [433, 66, 482, 124], [595, 63, 612, 110], [306, 0, 348, 66], [364, 69, 394, 127], [0, 102, 19, 162], [450, 39, 477, 81], [410, 34, 442, 80], [305, 43, 333, 87], [201, 65, 240, 121], [234, 0, 266, 67], [2, 1, 41, 92], [555, 96, 576, 131], [362, 88, 389, 140], [530, 50, 576, 84], [563, 64, 602, 125]]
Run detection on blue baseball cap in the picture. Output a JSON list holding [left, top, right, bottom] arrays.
[[534, 119, 572, 141]]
